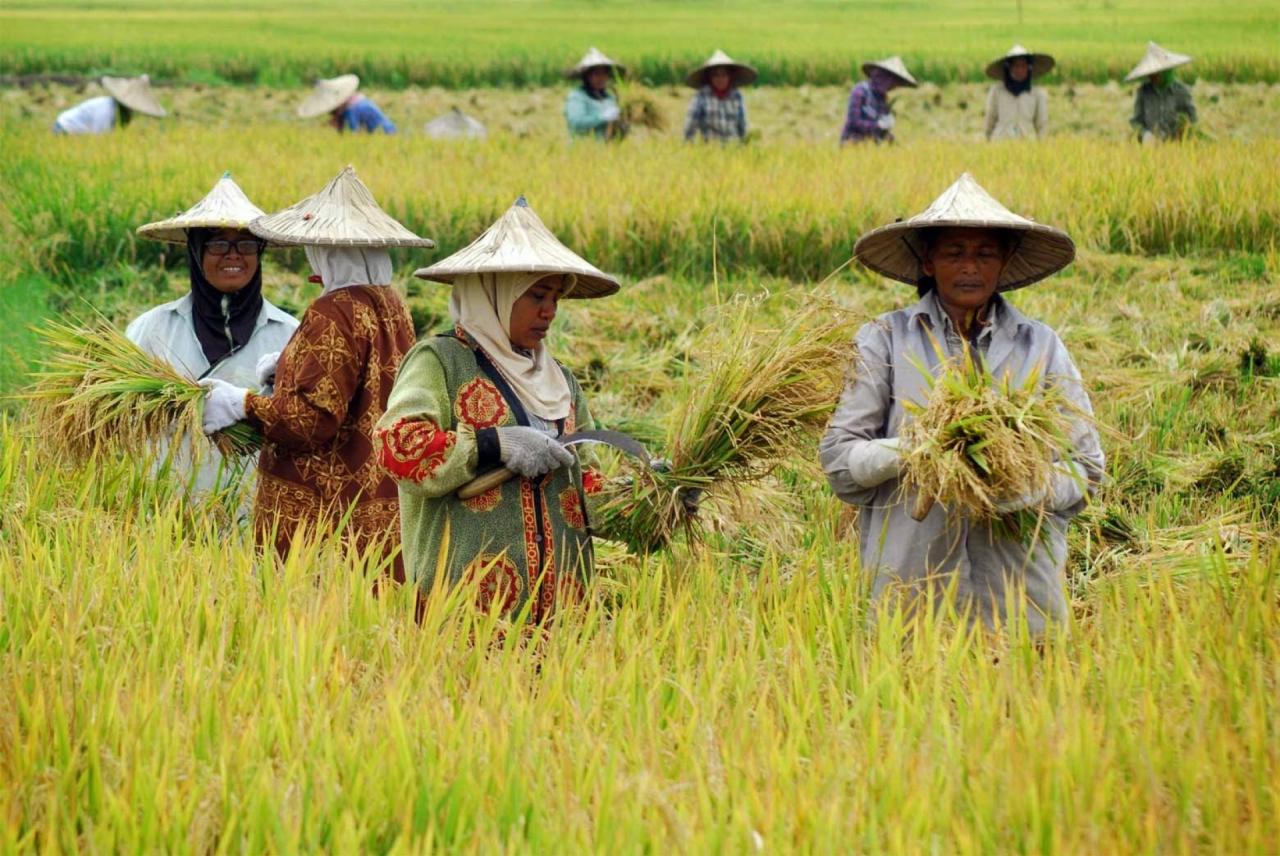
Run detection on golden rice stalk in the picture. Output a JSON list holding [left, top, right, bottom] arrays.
[[597, 299, 856, 553], [620, 92, 667, 131], [20, 318, 261, 462], [898, 344, 1076, 541]]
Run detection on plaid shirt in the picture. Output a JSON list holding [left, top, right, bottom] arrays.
[[840, 81, 891, 143], [683, 86, 747, 142]]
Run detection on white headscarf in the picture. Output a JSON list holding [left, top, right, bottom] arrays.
[[305, 245, 393, 294], [449, 272, 572, 421]]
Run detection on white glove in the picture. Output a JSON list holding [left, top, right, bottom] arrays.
[[599, 103, 621, 123], [255, 351, 281, 388], [875, 113, 896, 131], [199, 378, 250, 434], [846, 437, 903, 488], [1140, 130, 1156, 145], [497, 427, 575, 478], [994, 461, 1087, 514]]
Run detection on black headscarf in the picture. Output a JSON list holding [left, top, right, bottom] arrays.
[[186, 227, 264, 365], [1002, 63, 1033, 96], [581, 67, 611, 101]]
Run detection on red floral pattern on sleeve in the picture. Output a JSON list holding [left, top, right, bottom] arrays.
[[377, 417, 456, 484], [581, 468, 606, 496], [455, 378, 509, 429]]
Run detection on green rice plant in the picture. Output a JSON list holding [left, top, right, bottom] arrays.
[[19, 317, 260, 461], [899, 342, 1079, 542], [596, 298, 855, 553]]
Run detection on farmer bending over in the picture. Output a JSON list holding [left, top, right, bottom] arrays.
[[297, 74, 397, 134], [53, 75, 165, 135], [819, 174, 1105, 635]]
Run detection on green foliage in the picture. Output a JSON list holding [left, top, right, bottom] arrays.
[[2, 0, 1279, 85]]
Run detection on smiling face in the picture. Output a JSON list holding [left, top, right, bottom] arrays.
[[921, 228, 1011, 322], [508, 275, 565, 350], [1008, 57, 1030, 82], [200, 228, 260, 294]]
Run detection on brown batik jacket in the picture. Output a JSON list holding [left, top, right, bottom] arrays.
[[245, 284, 416, 571]]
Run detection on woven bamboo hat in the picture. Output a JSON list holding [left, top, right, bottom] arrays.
[[862, 56, 919, 88], [853, 173, 1075, 292], [424, 108, 487, 140], [137, 173, 267, 245], [985, 45, 1056, 80], [101, 75, 166, 117], [297, 74, 360, 118], [415, 197, 620, 299], [249, 166, 435, 248], [686, 50, 758, 88], [565, 47, 626, 80], [1125, 42, 1192, 82]]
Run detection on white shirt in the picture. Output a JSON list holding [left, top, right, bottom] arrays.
[[54, 96, 119, 135], [126, 294, 299, 503], [985, 85, 1049, 140]]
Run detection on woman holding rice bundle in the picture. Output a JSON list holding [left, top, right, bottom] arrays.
[[984, 45, 1053, 141], [375, 197, 620, 620], [819, 173, 1104, 634], [563, 47, 625, 140], [683, 50, 755, 143], [199, 166, 433, 572], [129, 173, 299, 500]]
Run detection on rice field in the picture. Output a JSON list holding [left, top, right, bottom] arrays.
[[2, 25, 1280, 852]]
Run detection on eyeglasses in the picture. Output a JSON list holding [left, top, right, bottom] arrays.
[[205, 239, 263, 257]]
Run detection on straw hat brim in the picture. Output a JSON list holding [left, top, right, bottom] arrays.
[[854, 220, 1075, 292], [297, 75, 360, 118], [1124, 52, 1192, 82], [251, 218, 436, 248], [137, 221, 271, 246], [686, 64, 758, 89], [985, 52, 1055, 80], [565, 62, 627, 80], [417, 265, 620, 299], [101, 77, 166, 117], [861, 61, 919, 88]]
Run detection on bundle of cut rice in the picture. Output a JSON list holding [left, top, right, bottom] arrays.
[[21, 318, 260, 462], [898, 346, 1077, 541], [596, 300, 856, 553]]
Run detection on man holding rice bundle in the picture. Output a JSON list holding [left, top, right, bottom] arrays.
[[375, 197, 620, 620], [820, 173, 1104, 635], [199, 166, 433, 574], [130, 173, 299, 503]]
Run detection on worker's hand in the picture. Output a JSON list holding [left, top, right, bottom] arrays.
[[496, 427, 574, 478], [599, 103, 621, 123], [199, 378, 250, 434], [677, 486, 703, 517], [876, 113, 896, 131], [255, 351, 281, 389], [1140, 130, 1156, 146], [846, 437, 904, 488], [994, 461, 1087, 515]]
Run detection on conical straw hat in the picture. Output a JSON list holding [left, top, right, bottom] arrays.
[[853, 173, 1075, 292], [686, 49, 758, 88], [985, 45, 1056, 80], [414, 197, 620, 299], [101, 75, 166, 117], [861, 55, 919, 88], [249, 165, 435, 248], [565, 47, 626, 80], [297, 74, 360, 118], [137, 173, 268, 244], [1124, 41, 1192, 82], [423, 108, 488, 140]]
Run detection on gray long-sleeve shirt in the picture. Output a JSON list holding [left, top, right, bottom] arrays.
[[819, 291, 1105, 633]]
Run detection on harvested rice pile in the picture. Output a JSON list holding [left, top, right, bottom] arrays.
[[22, 318, 261, 461], [899, 346, 1078, 539], [597, 299, 856, 553]]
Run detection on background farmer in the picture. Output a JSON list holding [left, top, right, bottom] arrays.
[[563, 47, 625, 139], [1126, 42, 1197, 142], [840, 56, 917, 145], [53, 74, 165, 135], [820, 173, 1104, 635], [297, 74, 397, 134], [130, 173, 298, 502], [984, 45, 1053, 140], [683, 49, 755, 143], [377, 197, 621, 620], [199, 167, 433, 572]]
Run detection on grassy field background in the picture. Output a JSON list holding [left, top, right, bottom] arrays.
[[2, 3, 1280, 849], [2, 0, 1279, 86]]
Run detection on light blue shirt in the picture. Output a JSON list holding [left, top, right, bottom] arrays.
[[53, 96, 117, 135], [564, 87, 620, 138]]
